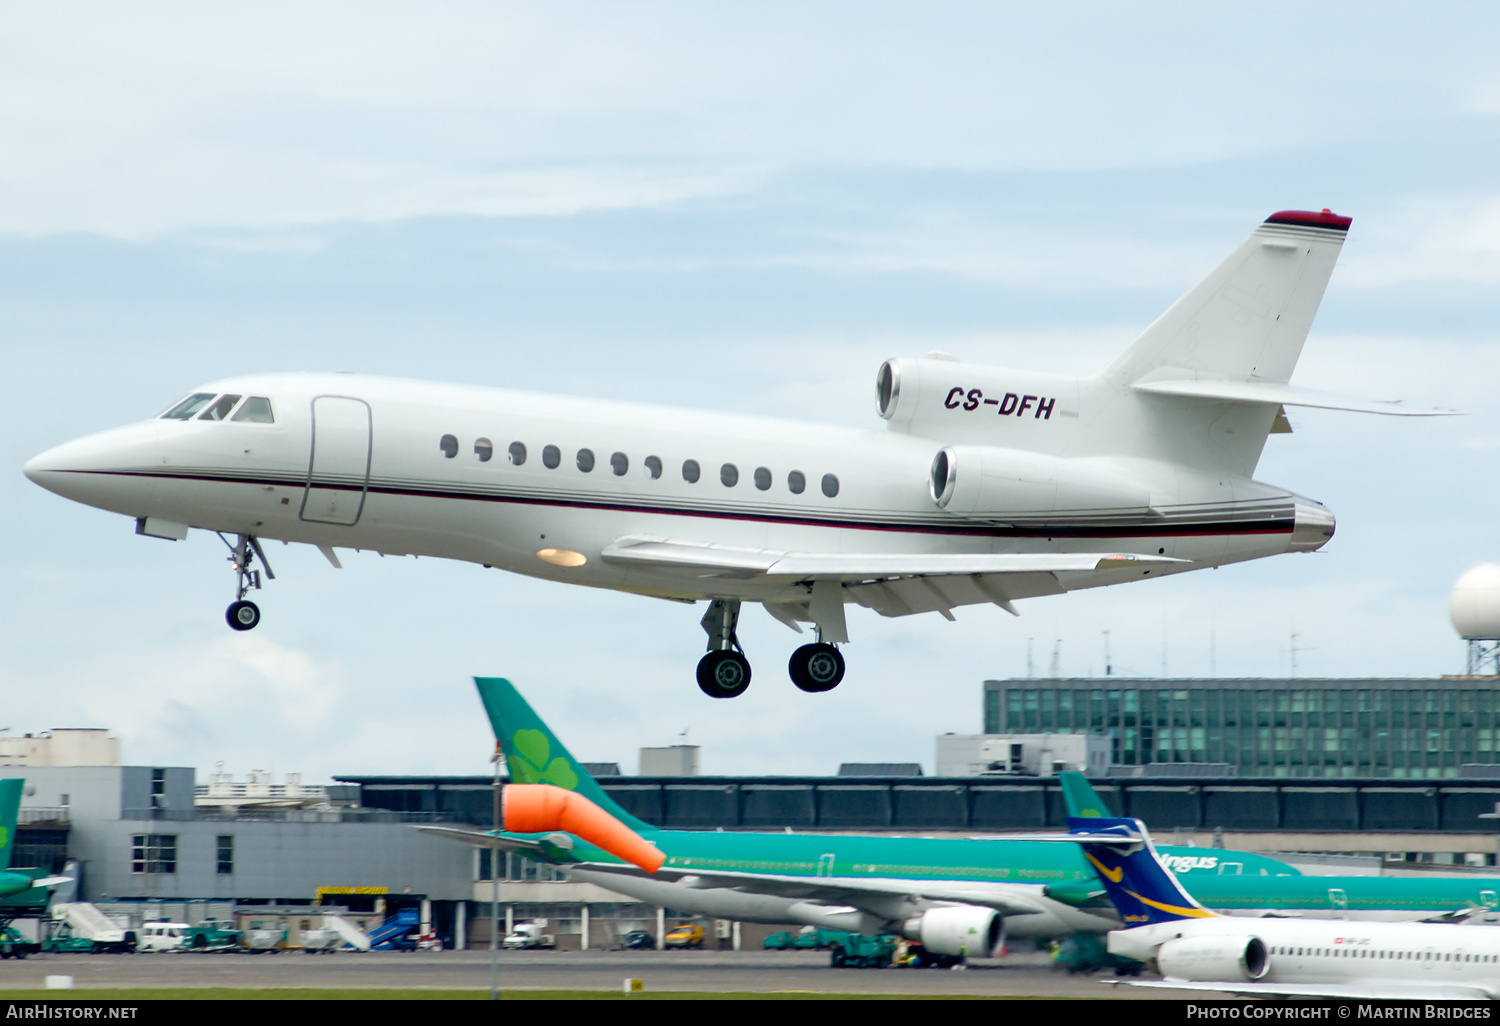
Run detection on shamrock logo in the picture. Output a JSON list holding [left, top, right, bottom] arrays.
[[509, 730, 578, 790]]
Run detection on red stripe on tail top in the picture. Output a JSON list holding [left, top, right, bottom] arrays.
[[1265, 208, 1352, 231]]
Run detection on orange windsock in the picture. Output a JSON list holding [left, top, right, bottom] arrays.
[[503, 783, 665, 874]]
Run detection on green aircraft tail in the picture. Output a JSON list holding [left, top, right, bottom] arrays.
[[474, 677, 657, 835], [0, 779, 21, 871], [1059, 771, 1113, 819]]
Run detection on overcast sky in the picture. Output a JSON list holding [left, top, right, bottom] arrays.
[[3, 3, 1499, 782]]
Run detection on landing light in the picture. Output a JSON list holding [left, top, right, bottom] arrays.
[[536, 548, 587, 568]]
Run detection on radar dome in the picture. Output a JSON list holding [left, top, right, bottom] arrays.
[[1450, 564, 1500, 640]]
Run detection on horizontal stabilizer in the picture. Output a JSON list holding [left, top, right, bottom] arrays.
[[417, 825, 554, 857], [1134, 379, 1454, 416]]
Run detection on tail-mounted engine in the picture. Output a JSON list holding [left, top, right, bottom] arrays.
[[876, 357, 1080, 448], [929, 445, 1152, 518], [1154, 934, 1269, 981]]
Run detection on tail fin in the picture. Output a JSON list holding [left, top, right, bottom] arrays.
[[1109, 210, 1350, 388], [0, 779, 20, 871], [1059, 772, 1112, 819], [1099, 209, 1352, 476], [474, 678, 657, 835], [1059, 772, 1215, 927]]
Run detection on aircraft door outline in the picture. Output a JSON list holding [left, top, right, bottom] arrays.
[[817, 853, 835, 878], [301, 396, 372, 527]]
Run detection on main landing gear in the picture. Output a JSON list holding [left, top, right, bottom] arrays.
[[220, 532, 275, 632], [697, 600, 751, 698], [695, 600, 846, 699]]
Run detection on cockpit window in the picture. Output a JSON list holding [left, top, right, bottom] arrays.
[[160, 393, 217, 420], [230, 397, 275, 423], [198, 395, 243, 421]]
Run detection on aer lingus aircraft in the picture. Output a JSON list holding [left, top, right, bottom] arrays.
[[24, 210, 1440, 697], [424, 679, 1500, 959], [1030, 773, 1500, 1000], [0, 779, 71, 901]]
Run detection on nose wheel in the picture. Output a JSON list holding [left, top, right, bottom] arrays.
[[227, 600, 261, 631], [219, 532, 275, 631], [789, 642, 844, 693]]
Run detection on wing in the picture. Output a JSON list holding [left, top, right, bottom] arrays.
[[602, 536, 1184, 619], [1127, 980, 1492, 1001], [571, 860, 1053, 918]]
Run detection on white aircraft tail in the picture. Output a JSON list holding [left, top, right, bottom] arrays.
[[1107, 209, 1351, 388]]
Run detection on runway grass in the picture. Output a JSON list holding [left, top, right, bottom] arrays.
[[0, 988, 1030, 1000]]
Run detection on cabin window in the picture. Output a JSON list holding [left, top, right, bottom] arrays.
[[682, 459, 700, 483], [644, 456, 662, 480], [821, 473, 839, 498], [577, 448, 595, 472], [440, 434, 459, 458], [231, 397, 275, 423], [543, 445, 561, 469], [160, 393, 217, 420], [611, 452, 628, 476], [753, 467, 772, 491], [475, 438, 493, 462], [788, 470, 806, 494], [509, 442, 527, 466], [198, 394, 243, 421], [720, 463, 738, 487]]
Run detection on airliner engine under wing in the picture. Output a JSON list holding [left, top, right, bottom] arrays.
[[24, 210, 1443, 697]]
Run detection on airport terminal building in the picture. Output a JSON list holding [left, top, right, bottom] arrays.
[[984, 677, 1500, 779]]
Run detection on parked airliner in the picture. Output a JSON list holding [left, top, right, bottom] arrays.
[[24, 210, 1438, 697], [1033, 774, 1500, 1000]]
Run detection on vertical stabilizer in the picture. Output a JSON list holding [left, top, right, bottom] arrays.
[[1059, 772, 1215, 926], [0, 779, 20, 871], [1109, 210, 1351, 387], [1092, 210, 1352, 476], [474, 677, 657, 835]]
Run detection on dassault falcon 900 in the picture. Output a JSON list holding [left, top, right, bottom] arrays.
[[24, 210, 1438, 698]]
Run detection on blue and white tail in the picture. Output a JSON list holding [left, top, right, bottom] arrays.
[[1058, 772, 1217, 927]]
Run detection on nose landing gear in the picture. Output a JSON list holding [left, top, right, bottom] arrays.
[[697, 599, 750, 698], [220, 533, 275, 632]]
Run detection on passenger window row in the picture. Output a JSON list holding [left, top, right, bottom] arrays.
[[438, 435, 839, 497]]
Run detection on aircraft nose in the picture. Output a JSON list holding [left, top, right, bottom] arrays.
[[23, 424, 163, 513]]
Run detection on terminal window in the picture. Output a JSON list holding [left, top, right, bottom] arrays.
[[131, 834, 177, 875], [216, 835, 233, 875]]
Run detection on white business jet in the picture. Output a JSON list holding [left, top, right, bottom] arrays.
[[24, 210, 1437, 698]]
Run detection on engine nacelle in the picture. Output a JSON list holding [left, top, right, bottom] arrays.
[[1155, 935, 1268, 982], [876, 357, 1080, 444], [929, 444, 1152, 517], [901, 906, 1003, 958]]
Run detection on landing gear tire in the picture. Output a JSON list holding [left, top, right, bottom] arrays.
[[789, 643, 844, 693], [226, 600, 261, 631], [696, 650, 751, 698]]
